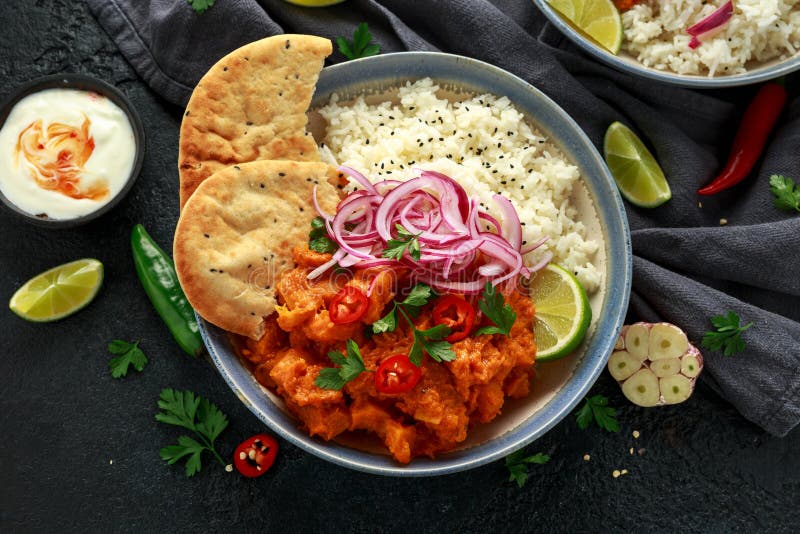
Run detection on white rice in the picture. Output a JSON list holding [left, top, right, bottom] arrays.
[[622, 0, 800, 76], [316, 78, 601, 293]]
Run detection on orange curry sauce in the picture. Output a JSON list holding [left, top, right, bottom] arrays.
[[236, 246, 537, 463], [14, 115, 108, 200]]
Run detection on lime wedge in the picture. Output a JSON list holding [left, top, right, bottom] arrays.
[[9, 258, 103, 322], [548, 0, 623, 54], [529, 264, 592, 361], [604, 122, 671, 208]]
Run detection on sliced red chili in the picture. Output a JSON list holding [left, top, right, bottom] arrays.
[[233, 433, 278, 478], [329, 286, 369, 324], [432, 294, 476, 342], [375, 354, 422, 394]]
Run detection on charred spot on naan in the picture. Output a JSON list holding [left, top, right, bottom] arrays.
[[178, 34, 333, 209], [173, 160, 340, 340]]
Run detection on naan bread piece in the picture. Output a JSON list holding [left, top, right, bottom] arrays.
[[174, 160, 342, 340], [178, 34, 332, 209]]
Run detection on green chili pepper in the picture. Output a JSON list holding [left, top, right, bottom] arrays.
[[131, 224, 203, 357]]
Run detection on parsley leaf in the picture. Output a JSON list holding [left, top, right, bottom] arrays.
[[701, 311, 753, 356], [769, 175, 800, 213], [186, 0, 215, 14], [505, 450, 550, 488], [372, 283, 434, 334], [107, 339, 148, 378], [407, 319, 454, 366], [308, 216, 338, 254], [383, 224, 421, 261], [474, 282, 517, 337], [402, 283, 434, 307], [336, 22, 381, 61], [156, 389, 229, 477], [575, 395, 619, 433], [371, 308, 397, 334], [314, 339, 368, 390]]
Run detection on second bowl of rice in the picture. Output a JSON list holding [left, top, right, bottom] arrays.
[[533, 0, 800, 87]]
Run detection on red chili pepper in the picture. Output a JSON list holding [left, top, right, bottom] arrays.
[[375, 354, 422, 394], [328, 286, 369, 324], [431, 294, 476, 342], [698, 82, 787, 195], [233, 434, 278, 478]]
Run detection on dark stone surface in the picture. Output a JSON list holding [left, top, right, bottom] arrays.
[[0, 1, 796, 532]]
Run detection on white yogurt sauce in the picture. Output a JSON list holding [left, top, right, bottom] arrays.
[[0, 88, 136, 220]]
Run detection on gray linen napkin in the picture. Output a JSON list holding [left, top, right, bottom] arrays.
[[86, 0, 800, 436]]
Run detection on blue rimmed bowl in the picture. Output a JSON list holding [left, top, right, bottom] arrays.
[[532, 0, 800, 88], [200, 52, 631, 476]]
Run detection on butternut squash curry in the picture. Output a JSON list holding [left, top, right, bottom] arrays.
[[231, 168, 545, 463]]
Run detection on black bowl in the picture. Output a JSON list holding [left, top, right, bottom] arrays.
[[0, 73, 145, 228]]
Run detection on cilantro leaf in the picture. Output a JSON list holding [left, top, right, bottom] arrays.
[[309, 216, 338, 254], [474, 282, 517, 337], [770, 175, 800, 213], [505, 450, 550, 488], [383, 224, 421, 261], [107, 339, 148, 378], [701, 311, 753, 356], [314, 339, 368, 390], [186, 0, 215, 14], [337, 23, 381, 61], [155, 389, 229, 476], [575, 395, 619, 433]]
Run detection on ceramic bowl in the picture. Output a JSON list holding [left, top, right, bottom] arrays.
[[531, 0, 800, 88], [200, 52, 632, 476], [0, 73, 145, 228]]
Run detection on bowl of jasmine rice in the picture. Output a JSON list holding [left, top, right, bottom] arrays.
[[533, 0, 800, 87]]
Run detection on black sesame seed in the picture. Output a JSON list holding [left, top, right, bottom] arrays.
[[260, 183, 265, 188], [234, 165, 241, 170], [223, 66, 228, 72], [204, 233, 210, 238], [210, 268, 217, 272], [285, 40, 291, 49], [246, 121, 253, 126], [279, 172, 286, 177], [299, 207, 304, 212]]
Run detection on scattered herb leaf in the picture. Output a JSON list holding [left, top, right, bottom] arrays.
[[701, 311, 753, 356], [308, 216, 338, 254], [156, 389, 229, 477], [474, 282, 517, 337], [314, 339, 368, 390], [505, 450, 550, 488], [575, 395, 619, 433], [383, 224, 421, 261], [769, 175, 800, 213], [185, 0, 215, 15], [107, 339, 148, 378], [336, 22, 381, 61]]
